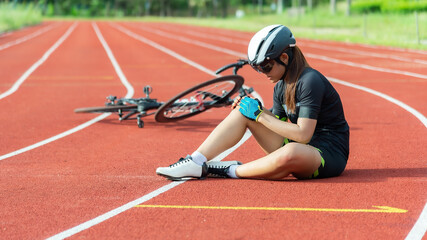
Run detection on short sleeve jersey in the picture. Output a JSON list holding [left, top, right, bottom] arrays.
[[272, 68, 349, 156]]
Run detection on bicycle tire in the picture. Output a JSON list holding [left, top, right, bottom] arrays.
[[74, 105, 137, 113], [154, 75, 244, 123]]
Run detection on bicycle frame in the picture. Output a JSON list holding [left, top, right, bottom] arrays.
[[74, 59, 251, 128]]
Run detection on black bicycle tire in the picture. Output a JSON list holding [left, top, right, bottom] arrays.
[[74, 104, 137, 113], [154, 75, 244, 123]]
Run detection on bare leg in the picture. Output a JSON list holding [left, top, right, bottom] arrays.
[[196, 109, 284, 160], [196, 109, 321, 180], [236, 142, 322, 180]]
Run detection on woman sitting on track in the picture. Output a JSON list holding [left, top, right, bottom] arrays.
[[156, 24, 350, 180]]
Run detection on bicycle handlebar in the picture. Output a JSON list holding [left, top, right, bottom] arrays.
[[215, 59, 249, 75]]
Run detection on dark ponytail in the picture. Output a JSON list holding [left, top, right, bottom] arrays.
[[284, 46, 310, 113]]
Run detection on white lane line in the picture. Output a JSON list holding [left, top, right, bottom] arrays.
[[47, 22, 427, 240], [331, 77, 426, 240], [305, 53, 427, 80], [0, 22, 134, 162], [328, 77, 427, 128], [111, 22, 216, 77], [186, 23, 427, 57], [1, 22, 422, 239], [46, 181, 184, 240], [46, 131, 253, 240], [118, 23, 427, 240], [327, 79, 426, 240], [126, 22, 426, 125], [317, 39, 427, 56], [0, 114, 110, 161], [135, 24, 244, 57], [302, 43, 427, 65], [406, 202, 427, 240], [110, 22, 262, 104], [0, 23, 57, 51], [154, 23, 250, 42], [45, 71, 427, 240], [181, 24, 427, 56], [146, 23, 427, 75], [46, 23, 263, 240], [0, 22, 78, 100], [92, 22, 134, 98]]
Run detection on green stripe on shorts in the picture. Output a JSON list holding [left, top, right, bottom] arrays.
[[311, 148, 325, 179]]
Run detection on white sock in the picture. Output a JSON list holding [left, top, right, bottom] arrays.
[[190, 151, 207, 166], [227, 164, 239, 179]]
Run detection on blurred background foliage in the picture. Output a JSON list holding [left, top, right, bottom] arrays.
[[0, 0, 426, 49], [1, 0, 426, 18]]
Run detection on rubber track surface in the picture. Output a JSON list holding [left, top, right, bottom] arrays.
[[0, 21, 425, 240]]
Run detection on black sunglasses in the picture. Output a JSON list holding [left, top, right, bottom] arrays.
[[251, 47, 293, 74], [251, 58, 275, 74]]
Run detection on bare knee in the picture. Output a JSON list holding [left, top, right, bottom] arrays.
[[230, 108, 243, 116], [228, 108, 249, 122], [274, 143, 299, 170]]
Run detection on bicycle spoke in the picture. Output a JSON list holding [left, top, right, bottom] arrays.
[[164, 81, 235, 118], [155, 76, 243, 122]]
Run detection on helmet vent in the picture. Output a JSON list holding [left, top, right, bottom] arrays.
[[256, 40, 265, 55]]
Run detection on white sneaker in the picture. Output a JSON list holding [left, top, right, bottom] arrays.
[[156, 155, 208, 180]]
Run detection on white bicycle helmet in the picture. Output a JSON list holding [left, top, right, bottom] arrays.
[[248, 25, 296, 68]]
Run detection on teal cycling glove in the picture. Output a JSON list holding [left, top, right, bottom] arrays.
[[238, 97, 263, 121]]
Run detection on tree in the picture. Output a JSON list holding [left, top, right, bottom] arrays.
[[307, 0, 313, 11], [330, 0, 337, 14], [277, 0, 283, 14], [188, 0, 207, 17], [220, 0, 228, 18], [346, 0, 351, 16]]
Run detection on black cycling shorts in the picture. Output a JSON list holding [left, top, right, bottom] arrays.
[[284, 136, 348, 179], [307, 144, 347, 179]]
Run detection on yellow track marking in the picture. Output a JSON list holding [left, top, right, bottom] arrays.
[[135, 204, 407, 213]]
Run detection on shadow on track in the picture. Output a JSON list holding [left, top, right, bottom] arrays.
[[93, 117, 221, 133], [316, 167, 427, 183], [153, 120, 220, 132], [199, 167, 427, 183]]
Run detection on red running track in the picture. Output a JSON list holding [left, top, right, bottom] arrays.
[[0, 21, 426, 240]]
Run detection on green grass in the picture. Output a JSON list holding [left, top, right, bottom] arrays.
[[0, 3, 42, 33], [128, 3, 427, 50], [2, 1, 426, 50], [152, 14, 426, 50]]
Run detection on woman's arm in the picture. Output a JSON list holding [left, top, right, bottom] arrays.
[[257, 109, 316, 144]]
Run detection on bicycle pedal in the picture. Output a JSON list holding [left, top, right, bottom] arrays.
[[143, 85, 153, 98]]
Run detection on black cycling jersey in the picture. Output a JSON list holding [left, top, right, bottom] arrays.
[[272, 67, 350, 178]]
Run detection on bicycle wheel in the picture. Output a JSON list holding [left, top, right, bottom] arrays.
[[74, 105, 137, 113], [155, 75, 244, 123]]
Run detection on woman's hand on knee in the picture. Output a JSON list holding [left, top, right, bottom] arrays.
[[238, 97, 264, 122]]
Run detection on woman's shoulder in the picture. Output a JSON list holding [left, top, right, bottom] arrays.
[[296, 69, 333, 98], [298, 68, 326, 87], [300, 67, 326, 81]]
